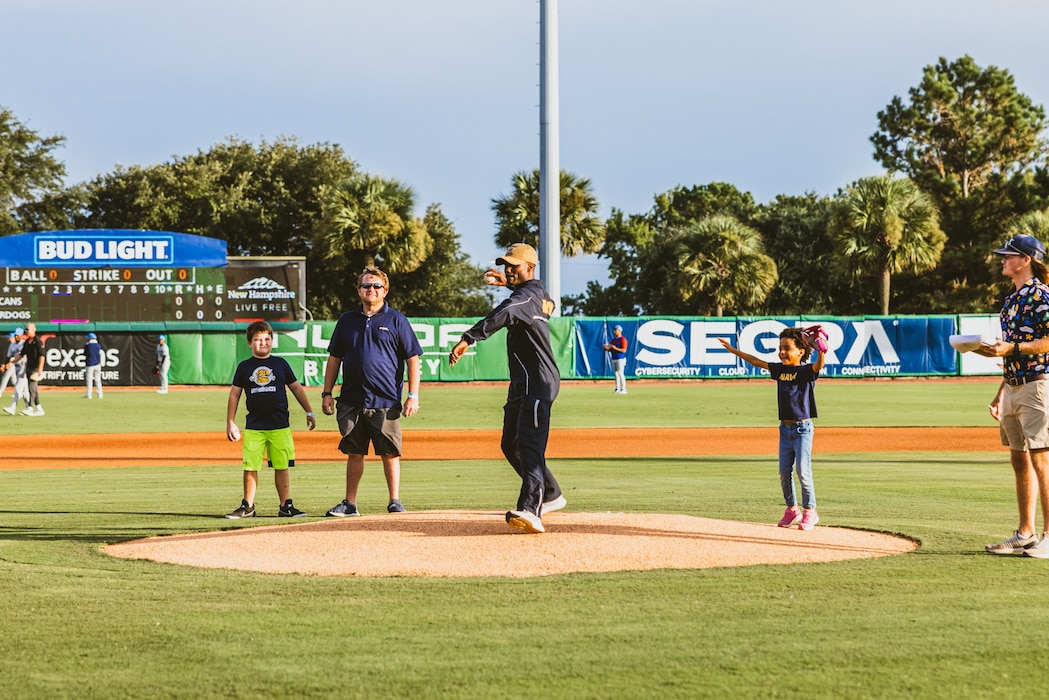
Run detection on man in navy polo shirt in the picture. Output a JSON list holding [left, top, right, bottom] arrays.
[[321, 266, 422, 516]]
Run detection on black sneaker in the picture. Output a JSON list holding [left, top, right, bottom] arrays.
[[278, 499, 306, 518], [326, 499, 360, 517], [387, 499, 406, 513], [225, 500, 255, 519]]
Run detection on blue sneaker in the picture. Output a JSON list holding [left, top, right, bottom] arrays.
[[387, 499, 406, 513], [326, 500, 360, 517]]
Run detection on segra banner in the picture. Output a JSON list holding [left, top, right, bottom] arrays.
[[574, 316, 959, 379]]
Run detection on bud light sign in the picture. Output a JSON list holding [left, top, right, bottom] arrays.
[[0, 230, 228, 268]]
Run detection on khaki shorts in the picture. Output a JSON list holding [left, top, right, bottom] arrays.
[[336, 404, 403, 456], [1000, 380, 1049, 451], [242, 427, 296, 470]]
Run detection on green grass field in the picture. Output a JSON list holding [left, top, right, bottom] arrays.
[[3, 378, 1045, 699], [0, 378, 1003, 435]]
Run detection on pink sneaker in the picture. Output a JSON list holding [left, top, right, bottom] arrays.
[[777, 507, 801, 528], [799, 509, 819, 531]]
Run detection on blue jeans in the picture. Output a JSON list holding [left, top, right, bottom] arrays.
[[778, 420, 816, 509]]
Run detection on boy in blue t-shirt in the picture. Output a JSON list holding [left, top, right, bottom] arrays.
[[719, 326, 825, 531], [225, 321, 316, 519]]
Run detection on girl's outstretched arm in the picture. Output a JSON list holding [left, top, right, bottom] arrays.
[[717, 337, 770, 370]]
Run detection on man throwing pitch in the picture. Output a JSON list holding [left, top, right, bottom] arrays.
[[980, 234, 1049, 557], [449, 243, 566, 534], [322, 267, 422, 516]]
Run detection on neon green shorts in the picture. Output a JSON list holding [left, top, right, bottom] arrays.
[[242, 427, 296, 471]]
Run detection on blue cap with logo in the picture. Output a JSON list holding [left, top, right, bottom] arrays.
[[86, 332, 96, 339], [158, 334, 166, 341], [614, 324, 623, 332], [994, 234, 1046, 261]]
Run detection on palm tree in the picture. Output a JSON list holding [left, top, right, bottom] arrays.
[[491, 169, 604, 256], [675, 215, 778, 316], [320, 173, 432, 272], [1005, 209, 1049, 241], [828, 174, 946, 314]]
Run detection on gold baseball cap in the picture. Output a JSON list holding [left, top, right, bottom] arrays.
[[496, 243, 539, 266]]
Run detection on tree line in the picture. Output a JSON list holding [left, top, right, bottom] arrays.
[[4, 55, 1049, 318]]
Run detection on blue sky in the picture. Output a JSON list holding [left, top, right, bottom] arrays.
[[4, 1, 1049, 295]]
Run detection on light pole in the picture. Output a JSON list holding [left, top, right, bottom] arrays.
[[539, 0, 561, 314]]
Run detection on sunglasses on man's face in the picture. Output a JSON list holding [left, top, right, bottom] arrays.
[[359, 282, 385, 289]]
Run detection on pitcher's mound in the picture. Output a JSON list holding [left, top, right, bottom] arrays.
[[103, 511, 917, 577]]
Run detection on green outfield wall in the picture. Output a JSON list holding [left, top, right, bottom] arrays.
[[1, 315, 1000, 387], [196, 319, 576, 387]]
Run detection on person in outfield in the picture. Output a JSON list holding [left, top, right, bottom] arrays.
[[980, 234, 1049, 557], [155, 334, 170, 394], [449, 243, 567, 534], [84, 332, 103, 399], [1, 327, 28, 414], [225, 321, 316, 519], [604, 323, 629, 394], [9, 322, 45, 417], [321, 266, 422, 517], [719, 326, 825, 531]]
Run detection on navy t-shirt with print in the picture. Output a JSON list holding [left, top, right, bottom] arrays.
[[233, 355, 298, 431], [768, 362, 818, 421]]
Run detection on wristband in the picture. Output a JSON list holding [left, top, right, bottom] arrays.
[[306, 412, 315, 418], [321, 391, 332, 397], [1015, 342, 1023, 356], [407, 392, 418, 399]]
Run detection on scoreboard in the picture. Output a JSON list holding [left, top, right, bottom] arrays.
[[0, 230, 305, 324], [1, 266, 229, 323]]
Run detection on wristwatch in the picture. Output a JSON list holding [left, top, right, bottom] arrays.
[[321, 391, 332, 397], [1015, 342, 1023, 356]]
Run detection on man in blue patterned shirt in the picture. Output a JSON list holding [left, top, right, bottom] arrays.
[[980, 234, 1049, 556]]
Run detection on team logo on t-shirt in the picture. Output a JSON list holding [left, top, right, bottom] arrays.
[[250, 366, 274, 387]]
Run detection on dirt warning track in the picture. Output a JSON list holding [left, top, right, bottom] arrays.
[[9, 426, 999, 470]]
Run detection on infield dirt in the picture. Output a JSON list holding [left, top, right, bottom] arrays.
[[9, 425, 999, 469], [88, 425, 984, 577]]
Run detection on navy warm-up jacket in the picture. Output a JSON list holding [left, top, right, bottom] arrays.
[[461, 278, 560, 403]]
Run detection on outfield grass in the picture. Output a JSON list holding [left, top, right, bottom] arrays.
[[0, 377, 1003, 435], [3, 379, 1044, 699]]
